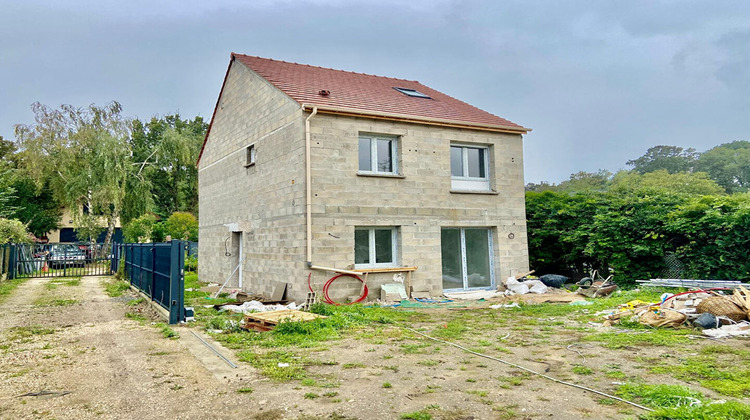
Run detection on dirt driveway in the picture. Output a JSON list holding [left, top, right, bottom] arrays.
[[0, 276, 264, 420]]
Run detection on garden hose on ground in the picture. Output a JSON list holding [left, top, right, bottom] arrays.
[[307, 272, 369, 305]]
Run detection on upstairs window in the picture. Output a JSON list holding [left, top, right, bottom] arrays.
[[451, 145, 490, 191], [245, 144, 256, 167], [355, 227, 398, 268], [358, 135, 398, 174]]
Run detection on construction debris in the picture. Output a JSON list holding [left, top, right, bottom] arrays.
[[218, 300, 299, 314], [636, 278, 750, 289], [602, 285, 750, 337], [241, 309, 326, 332]]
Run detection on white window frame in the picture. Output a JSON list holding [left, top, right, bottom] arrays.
[[358, 135, 398, 175], [442, 227, 496, 292], [451, 144, 490, 191], [354, 227, 398, 268]]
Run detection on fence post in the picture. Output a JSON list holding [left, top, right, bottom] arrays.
[[8, 244, 17, 280], [167, 240, 185, 324]]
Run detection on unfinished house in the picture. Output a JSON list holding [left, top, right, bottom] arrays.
[[197, 53, 531, 302]]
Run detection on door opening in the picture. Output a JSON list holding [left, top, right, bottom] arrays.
[[441, 228, 494, 291]]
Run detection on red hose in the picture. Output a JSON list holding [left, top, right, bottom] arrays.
[[661, 288, 731, 304], [307, 272, 368, 305]]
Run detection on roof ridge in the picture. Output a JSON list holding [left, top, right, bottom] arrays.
[[231, 52, 418, 83]]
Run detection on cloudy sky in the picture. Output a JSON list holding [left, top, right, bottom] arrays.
[[1, 0, 749, 183]]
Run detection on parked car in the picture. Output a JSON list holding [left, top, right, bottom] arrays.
[[47, 245, 86, 268]]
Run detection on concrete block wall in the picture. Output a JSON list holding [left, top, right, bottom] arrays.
[[198, 60, 309, 299], [199, 60, 529, 302], [308, 114, 529, 299]]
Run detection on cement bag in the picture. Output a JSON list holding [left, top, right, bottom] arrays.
[[639, 309, 687, 328], [505, 277, 529, 295], [525, 280, 549, 294]]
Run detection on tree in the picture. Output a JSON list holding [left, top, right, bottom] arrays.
[[626, 145, 698, 174], [8, 176, 61, 237], [667, 194, 750, 280], [556, 170, 612, 193], [14, 102, 148, 248], [127, 115, 206, 222], [695, 140, 750, 193], [609, 170, 725, 196], [0, 218, 32, 244], [163, 212, 198, 241]]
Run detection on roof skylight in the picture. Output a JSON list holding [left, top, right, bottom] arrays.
[[394, 87, 431, 99]]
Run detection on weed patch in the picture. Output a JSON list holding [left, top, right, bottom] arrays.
[[0, 277, 28, 303], [157, 323, 179, 339], [103, 279, 130, 297], [8, 325, 55, 340], [649, 354, 750, 397], [34, 297, 78, 307], [399, 410, 431, 420], [616, 383, 750, 420]]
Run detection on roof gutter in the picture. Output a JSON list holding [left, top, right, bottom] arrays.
[[301, 104, 531, 134]]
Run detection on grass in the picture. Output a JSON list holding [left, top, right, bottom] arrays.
[[44, 277, 81, 290], [649, 352, 750, 397], [582, 327, 693, 349], [103, 278, 130, 297], [0, 276, 28, 303], [399, 411, 431, 420], [615, 383, 750, 420], [157, 323, 179, 339], [125, 312, 148, 322], [33, 297, 78, 307], [8, 325, 56, 340], [572, 365, 594, 375]]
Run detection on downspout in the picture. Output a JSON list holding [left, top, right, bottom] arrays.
[[304, 105, 317, 267]]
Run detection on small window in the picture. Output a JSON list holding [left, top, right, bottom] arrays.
[[358, 135, 398, 174], [245, 144, 256, 167], [354, 227, 398, 268], [394, 87, 431, 99], [450, 145, 490, 191]]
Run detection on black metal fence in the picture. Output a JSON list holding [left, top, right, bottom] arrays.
[[1, 243, 116, 279], [113, 240, 187, 324]]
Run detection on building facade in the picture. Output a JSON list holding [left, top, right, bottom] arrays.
[[198, 54, 531, 302]]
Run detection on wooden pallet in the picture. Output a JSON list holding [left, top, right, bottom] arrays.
[[242, 309, 326, 332]]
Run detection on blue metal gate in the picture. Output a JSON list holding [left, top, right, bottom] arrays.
[[113, 240, 187, 324]]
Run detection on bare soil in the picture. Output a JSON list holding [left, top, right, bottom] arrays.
[[0, 276, 747, 420]]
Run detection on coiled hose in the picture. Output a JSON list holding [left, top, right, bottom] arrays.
[[307, 272, 368, 305]]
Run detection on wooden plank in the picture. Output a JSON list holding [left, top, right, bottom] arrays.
[[353, 266, 418, 273], [245, 309, 326, 325]]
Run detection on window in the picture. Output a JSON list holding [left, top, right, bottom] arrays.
[[354, 227, 398, 268], [441, 228, 494, 290], [358, 135, 398, 174], [245, 144, 256, 167], [450, 144, 490, 191], [393, 87, 431, 99]]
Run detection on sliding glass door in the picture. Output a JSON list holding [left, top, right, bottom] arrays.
[[441, 228, 494, 291]]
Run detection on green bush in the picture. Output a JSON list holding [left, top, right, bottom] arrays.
[[163, 212, 198, 241], [0, 218, 32, 244]]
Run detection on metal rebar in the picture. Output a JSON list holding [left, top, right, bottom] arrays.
[[190, 331, 237, 368]]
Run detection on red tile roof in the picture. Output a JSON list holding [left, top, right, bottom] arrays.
[[233, 53, 528, 131], [198, 53, 529, 165]]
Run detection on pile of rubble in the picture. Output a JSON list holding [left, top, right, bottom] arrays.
[[602, 285, 750, 338]]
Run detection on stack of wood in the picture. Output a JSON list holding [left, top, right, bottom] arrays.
[[241, 309, 326, 332]]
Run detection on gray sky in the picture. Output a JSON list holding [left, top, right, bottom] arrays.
[[1, 0, 749, 183]]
